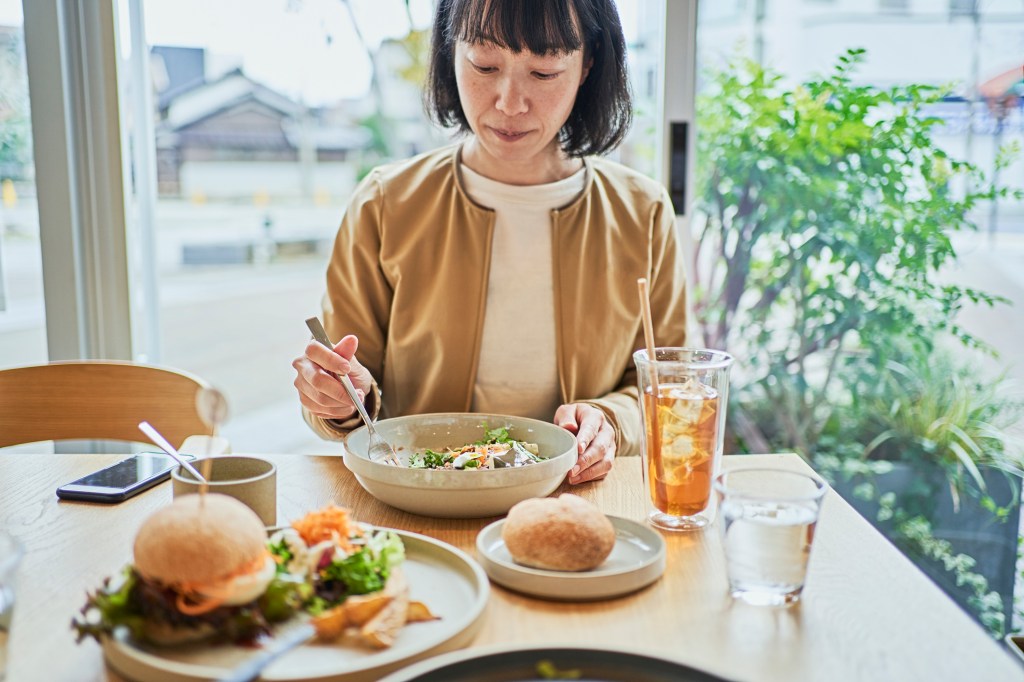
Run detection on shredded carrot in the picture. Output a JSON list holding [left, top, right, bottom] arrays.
[[176, 591, 225, 615], [172, 553, 269, 615], [291, 504, 361, 551]]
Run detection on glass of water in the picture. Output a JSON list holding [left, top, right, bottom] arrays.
[[713, 468, 826, 606], [0, 533, 22, 681]]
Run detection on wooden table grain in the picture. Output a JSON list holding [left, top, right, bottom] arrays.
[[2, 453, 1020, 681]]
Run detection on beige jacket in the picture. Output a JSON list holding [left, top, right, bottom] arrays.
[[304, 145, 687, 456]]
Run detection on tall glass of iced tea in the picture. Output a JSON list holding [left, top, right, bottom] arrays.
[[633, 348, 733, 531]]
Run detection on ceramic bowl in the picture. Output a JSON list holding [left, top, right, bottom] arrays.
[[344, 413, 576, 518]]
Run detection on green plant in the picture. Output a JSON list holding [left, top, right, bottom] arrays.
[[858, 349, 1024, 511], [815, 453, 1010, 637], [0, 30, 32, 177], [693, 48, 1016, 459], [692, 48, 1023, 637], [896, 515, 1006, 636]]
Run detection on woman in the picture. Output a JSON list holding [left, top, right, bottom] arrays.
[[293, 0, 687, 484]]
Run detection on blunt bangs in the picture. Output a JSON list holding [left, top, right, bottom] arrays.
[[446, 0, 583, 56]]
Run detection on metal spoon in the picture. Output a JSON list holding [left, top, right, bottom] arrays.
[[217, 623, 316, 682], [304, 316, 401, 466], [138, 421, 208, 482]]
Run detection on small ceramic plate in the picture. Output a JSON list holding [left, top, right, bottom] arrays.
[[377, 644, 731, 682], [475, 516, 665, 601]]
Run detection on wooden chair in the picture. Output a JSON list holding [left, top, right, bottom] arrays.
[[0, 361, 216, 449]]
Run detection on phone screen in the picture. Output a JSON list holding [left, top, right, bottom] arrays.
[[56, 453, 195, 502], [71, 453, 179, 488]]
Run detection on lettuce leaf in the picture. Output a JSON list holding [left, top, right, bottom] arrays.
[[72, 566, 307, 646], [310, 530, 405, 612]]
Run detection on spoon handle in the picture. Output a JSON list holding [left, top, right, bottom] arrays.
[[138, 421, 208, 482], [216, 623, 316, 682]]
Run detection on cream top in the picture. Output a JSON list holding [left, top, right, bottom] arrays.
[[461, 162, 586, 420]]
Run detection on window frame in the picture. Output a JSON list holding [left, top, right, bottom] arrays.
[[22, 0, 137, 361]]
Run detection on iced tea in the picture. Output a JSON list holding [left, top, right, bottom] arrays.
[[643, 381, 720, 517]]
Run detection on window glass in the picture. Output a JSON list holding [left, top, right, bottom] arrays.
[[0, 2, 45, 370], [617, 0, 665, 181], [695, 0, 1024, 636], [138, 0, 665, 455]]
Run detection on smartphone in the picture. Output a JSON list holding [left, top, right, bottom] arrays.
[[56, 452, 196, 503]]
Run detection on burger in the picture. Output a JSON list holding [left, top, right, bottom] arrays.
[[73, 494, 306, 646]]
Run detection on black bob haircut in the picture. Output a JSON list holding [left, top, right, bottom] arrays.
[[425, 0, 633, 158]]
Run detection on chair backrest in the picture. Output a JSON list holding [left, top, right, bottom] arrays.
[[0, 361, 215, 449]]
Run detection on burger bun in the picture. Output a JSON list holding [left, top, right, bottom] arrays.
[[502, 494, 615, 572], [133, 493, 269, 589]]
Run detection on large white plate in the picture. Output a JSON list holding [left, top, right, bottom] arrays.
[[102, 530, 490, 682], [475, 516, 666, 601]]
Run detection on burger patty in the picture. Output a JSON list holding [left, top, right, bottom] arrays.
[[132, 571, 273, 645]]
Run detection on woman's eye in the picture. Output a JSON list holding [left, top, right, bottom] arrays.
[[533, 72, 559, 81], [473, 64, 496, 74]]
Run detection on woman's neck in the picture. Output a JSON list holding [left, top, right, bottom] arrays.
[[460, 138, 583, 185]]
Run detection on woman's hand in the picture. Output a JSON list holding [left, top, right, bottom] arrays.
[[292, 334, 375, 420], [553, 403, 616, 484]]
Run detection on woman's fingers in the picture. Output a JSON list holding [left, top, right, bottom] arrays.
[[553, 404, 580, 434], [569, 420, 616, 484], [554, 404, 617, 484], [305, 339, 351, 376], [292, 333, 369, 420]]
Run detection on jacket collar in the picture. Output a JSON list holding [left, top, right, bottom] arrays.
[[450, 142, 594, 213]]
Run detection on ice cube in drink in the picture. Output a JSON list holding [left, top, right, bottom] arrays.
[[643, 380, 720, 517]]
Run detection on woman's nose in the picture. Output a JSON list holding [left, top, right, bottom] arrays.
[[495, 77, 528, 116]]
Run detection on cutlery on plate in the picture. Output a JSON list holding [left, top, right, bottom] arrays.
[[138, 421, 209, 482], [304, 316, 401, 466], [216, 623, 316, 682]]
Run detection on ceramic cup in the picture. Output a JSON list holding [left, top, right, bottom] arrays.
[[171, 455, 277, 525]]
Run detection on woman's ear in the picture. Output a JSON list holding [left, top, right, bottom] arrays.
[[580, 55, 594, 86]]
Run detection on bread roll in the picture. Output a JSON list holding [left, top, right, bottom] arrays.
[[502, 494, 615, 571]]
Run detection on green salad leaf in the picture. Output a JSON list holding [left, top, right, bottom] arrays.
[[311, 530, 406, 613], [267, 536, 295, 574], [477, 424, 513, 445], [409, 448, 452, 469]]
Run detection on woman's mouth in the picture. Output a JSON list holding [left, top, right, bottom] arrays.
[[490, 127, 529, 142]]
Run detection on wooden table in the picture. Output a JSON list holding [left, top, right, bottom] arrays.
[[3, 453, 1021, 681]]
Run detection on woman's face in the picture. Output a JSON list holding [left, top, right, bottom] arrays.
[[454, 40, 589, 170]]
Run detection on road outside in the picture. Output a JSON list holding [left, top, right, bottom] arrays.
[[0, 201, 343, 455]]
